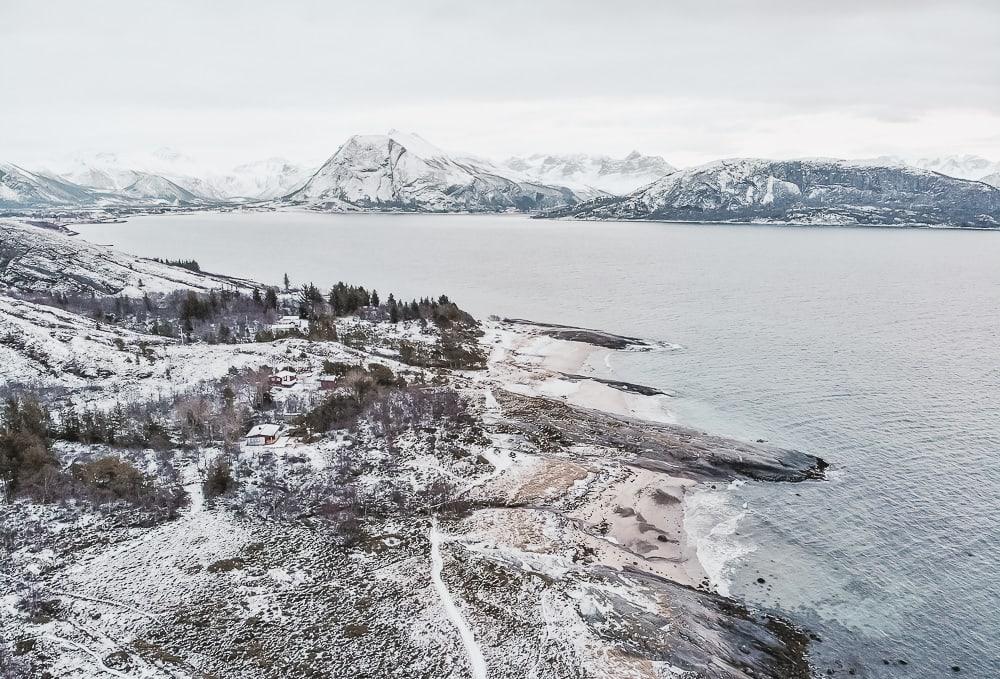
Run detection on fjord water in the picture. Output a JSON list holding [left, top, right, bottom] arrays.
[[78, 212, 1000, 677]]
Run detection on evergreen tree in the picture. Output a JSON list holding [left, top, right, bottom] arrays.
[[283, 273, 291, 292], [252, 288, 263, 306], [264, 288, 278, 310], [371, 289, 380, 307], [387, 293, 399, 323]]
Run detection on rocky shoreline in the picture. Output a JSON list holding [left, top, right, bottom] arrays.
[[0, 222, 827, 678]]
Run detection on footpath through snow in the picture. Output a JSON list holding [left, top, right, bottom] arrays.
[[429, 518, 488, 679]]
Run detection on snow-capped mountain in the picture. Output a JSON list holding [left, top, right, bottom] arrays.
[[0, 162, 100, 209], [546, 158, 1000, 228], [911, 155, 1000, 182], [865, 154, 1000, 183], [504, 151, 675, 196], [118, 172, 203, 204], [980, 172, 1000, 188], [283, 130, 579, 212], [50, 150, 313, 201], [47, 153, 224, 204], [215, 157, 312, 199]]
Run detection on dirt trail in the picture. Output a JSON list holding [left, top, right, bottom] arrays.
[[429, 518, 488, 679]]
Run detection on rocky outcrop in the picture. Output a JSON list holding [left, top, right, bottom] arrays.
[[495, 390, 827, 483]]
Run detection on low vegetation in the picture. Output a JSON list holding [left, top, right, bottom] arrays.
[[0, 395, 185, 522]]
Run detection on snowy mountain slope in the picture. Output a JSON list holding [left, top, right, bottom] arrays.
[[47, 153, 225, 202], [215, 157, 312, 199], [980, 172, 1000, 188], [0, 163, 101, 209], [546, 158, 1000, 228], [0, 295, 168, 387], [0, 220, 256, 294], [283, 131, 579, 212], [49, 151, 311, 201], [118, 172, 202, 204], [863, 154, 1000, 183], [911, 154, 1000, 181], [504, 151, 675, 196], [53, 158, 141, 192]]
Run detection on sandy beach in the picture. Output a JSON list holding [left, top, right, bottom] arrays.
[[478, 319, 712, 591]]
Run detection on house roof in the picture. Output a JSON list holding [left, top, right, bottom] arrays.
[[274, 370, 297, 378], [246, 423, 281, 437]]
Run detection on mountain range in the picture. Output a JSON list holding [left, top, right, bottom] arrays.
[[546, 159, 1000, 228], [3, 137, 999, 227], [503, 151, 675, 197]]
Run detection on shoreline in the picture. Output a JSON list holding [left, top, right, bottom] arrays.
[[482, 318, 755, 594]]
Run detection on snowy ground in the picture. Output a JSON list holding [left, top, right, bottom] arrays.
[[0, 232, 820, 678]]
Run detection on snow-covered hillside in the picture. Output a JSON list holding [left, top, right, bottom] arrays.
[[0, 220, 254, 295], [547, 158, 1000, 228], [283, 131, 579, 212], [504, 151, 675, 196], [0, 163, 101, 209], [214, 157, 312, 199]]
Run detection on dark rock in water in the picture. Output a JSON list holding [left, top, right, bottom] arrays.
[[495, 390, 827, 483], [541, 328, 648, 350], [599, 566, 813, 679], [757, 577, 766, 584], [503, 318, 660, 350], [560, 372, 669, 396]]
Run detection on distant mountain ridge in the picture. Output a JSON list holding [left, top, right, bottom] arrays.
[[282, 130, 579, 213], [864, 154, 1000, 186], [503, 151, 675, 196], [5, 141, 1000, 225], [545, 158, 1000, 228], [0, 163, 101, 209]]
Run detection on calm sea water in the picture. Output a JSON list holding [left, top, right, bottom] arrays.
[[77, 212, 1000, 677]]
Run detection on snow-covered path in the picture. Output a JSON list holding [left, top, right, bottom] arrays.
[[429, 518, 488, 679]]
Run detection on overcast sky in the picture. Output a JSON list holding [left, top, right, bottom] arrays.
[[2, 0, 998, 170]]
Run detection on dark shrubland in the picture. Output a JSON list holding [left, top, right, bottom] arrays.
[[0, 395, 184, 521]]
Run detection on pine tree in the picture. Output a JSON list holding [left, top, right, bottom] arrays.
[[264, 288, 278, 310], [388, 293, 399, 323], [371, 289, 380, 307], [283, 273, 291, 292]]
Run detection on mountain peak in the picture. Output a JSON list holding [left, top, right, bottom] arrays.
[[285, 132, 578, 212]]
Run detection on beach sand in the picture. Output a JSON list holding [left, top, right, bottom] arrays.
[[479, 320, 711, 590]]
